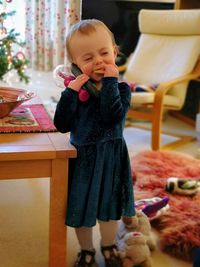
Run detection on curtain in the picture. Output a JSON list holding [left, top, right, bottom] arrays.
[[25, 0, 82, 71]]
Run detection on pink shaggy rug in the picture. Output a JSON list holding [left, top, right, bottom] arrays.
[[131, 150, 200, 262]]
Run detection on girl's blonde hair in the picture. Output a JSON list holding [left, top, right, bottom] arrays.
[[66, 19, 116, 62]]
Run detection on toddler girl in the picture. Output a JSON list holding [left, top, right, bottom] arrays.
[[54, 19, 135, 267]]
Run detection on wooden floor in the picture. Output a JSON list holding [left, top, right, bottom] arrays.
[[0, 176, 193, 267], [0, 178, 193, 267]]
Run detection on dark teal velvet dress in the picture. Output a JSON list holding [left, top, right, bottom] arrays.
[[54, 77, 135, 227]]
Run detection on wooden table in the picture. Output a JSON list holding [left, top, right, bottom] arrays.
[[0, 132, 77, 267]]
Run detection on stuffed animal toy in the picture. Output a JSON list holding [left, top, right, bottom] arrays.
[[165, 177, 200, 195], [118, 210, 156, 251], [129, 82, 158, 93], [118, 231, 152, 267]]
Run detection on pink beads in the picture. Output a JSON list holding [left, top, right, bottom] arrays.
[[64, 76, 90, 102], [78, 89, 90, 102], [64, 75, 75, 87]]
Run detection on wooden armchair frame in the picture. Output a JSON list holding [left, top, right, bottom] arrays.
[[127, 58, 200, 151]]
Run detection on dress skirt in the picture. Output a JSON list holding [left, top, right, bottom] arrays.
[[66, 138, 135, 227]]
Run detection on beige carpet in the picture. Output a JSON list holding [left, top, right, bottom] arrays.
[[0, 174, 191, 267], [124, 127, 180, 158]]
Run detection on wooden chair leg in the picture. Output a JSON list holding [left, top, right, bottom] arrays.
[[151, 107, 163, 151]]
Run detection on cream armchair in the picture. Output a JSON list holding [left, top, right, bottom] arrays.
[[123, 9, 200, 151]]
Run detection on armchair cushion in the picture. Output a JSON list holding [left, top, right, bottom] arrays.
[[125, 34, 200, 85], [131, 92, 182, 108], [139, 9, 200, 35]]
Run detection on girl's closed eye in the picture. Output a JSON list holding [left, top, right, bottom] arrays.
[[101, 51, 109, 56], [84, 57, 92, 62]]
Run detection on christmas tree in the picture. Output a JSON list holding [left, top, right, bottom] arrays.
[[0, 0, 29, 83]]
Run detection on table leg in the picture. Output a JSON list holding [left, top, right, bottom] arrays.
[[49, 158, 68, 267]]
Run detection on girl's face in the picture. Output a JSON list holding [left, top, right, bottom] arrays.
[[69, 26, 117, 82]]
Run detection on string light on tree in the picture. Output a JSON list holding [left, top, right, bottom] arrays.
[[0, 0, 29, 83]]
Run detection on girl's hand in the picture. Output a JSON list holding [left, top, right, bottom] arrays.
[[104, 63, 119, 78], [68, 74, 89, 92]]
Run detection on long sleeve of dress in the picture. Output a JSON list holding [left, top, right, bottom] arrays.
[[54, 88, 78, 133], [100, 77, 131, 125]]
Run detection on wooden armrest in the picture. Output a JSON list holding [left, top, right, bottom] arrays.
[[157, 58, 200, 95], [154, 58, 200, 108]]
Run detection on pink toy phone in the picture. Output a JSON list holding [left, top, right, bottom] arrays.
[[71, 63, 100, 97]]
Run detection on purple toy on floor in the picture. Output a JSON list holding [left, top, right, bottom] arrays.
[[135, 196, 170, 221]]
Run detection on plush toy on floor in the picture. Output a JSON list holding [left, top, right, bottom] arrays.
[[118, 210, 156, 252], [165, 177, 200, 195], [117, 211, 155, 266], [118, 231, 152, 267]]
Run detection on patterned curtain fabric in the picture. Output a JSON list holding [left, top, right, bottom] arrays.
[[25, 0, 81, 71]]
